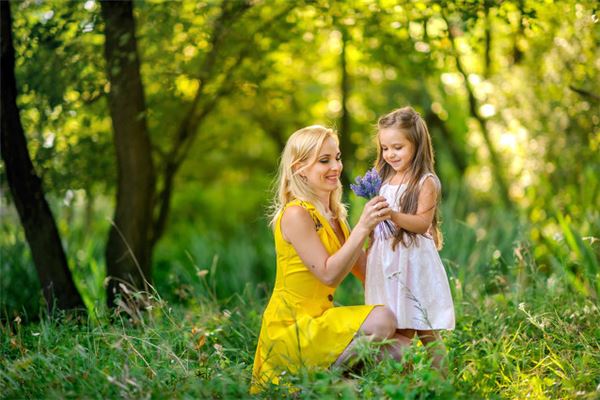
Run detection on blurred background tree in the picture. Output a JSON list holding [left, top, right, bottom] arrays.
[[1, 0, 597, 319], [1, 1, 85, 314]]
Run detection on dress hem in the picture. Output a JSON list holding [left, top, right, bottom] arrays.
[[328, 304, 380, 368]]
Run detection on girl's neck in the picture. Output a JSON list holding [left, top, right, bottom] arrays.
[[389, 170, 412, 185]]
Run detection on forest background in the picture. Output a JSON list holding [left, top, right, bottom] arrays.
[[1, 0, 598, 398]]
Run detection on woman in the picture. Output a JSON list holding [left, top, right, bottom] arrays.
[[251, 125, 409, 393]]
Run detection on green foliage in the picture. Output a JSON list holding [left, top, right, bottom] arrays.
[[1, 0, 599, 396], [9, 0, 113, 196], [6, 0, 597, 263], [0, 213, 42, 320]]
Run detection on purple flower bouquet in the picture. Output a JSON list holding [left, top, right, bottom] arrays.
[[350, 168, 396, 239]]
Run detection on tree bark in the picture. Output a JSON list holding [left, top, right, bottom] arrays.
[[150, 0, 268, 246], [100, 1, 292, 308], [484, 3, 492, 78], [338, 25, 353, 191], [1, 1, 85, 313], [100, 0, 156, 308], [424, 110, 468, 175], [512, 0, 524, 65]]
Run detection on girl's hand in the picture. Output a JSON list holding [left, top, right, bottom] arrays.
[[357, 196, 391, 232]]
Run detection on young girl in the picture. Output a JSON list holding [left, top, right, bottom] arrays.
[[365, 106, 455, 370]]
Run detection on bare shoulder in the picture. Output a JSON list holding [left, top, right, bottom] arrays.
[[418, 176, 440, 209], [421, 175, 441, 194], [281, 205, 312, 225], [280, 205, 315, 241]]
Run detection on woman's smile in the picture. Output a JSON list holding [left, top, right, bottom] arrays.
[[303, 136, 343, 194], [325, 174, 339, 184]]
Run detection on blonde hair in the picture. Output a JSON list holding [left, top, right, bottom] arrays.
[[375, 106, 443, 250], [269, 125, 347, 228]]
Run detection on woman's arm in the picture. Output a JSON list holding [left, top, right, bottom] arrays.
[[389, 177, 438, 234], [351, 250, 367, 285], [281, 197, 389, 287]]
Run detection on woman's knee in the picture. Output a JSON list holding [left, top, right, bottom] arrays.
[[362, 306, 396, 339]]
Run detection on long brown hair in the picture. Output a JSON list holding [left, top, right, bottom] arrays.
[[374, 106, 443, 250]]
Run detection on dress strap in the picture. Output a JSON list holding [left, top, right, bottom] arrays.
[[282, 200, 322, 231]]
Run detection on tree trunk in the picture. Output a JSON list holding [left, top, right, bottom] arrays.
[[100, 0, 156, 308], [339, 25, 353, 191], [424, 110, 468, 176], [150, 0, 256, 247], [0, 1, 85, 313], [484, 3, 492, 78], [443, 12, 512, 209], [512, 0, 524, 65], [100, 1, 290, 308]]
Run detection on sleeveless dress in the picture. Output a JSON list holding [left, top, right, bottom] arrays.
[[251, 200, 375, 393], [365, 174, 455, 331]]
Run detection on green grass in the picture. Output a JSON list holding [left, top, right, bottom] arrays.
[[2, 190, 599, 398], [1, 271, 599, 399]]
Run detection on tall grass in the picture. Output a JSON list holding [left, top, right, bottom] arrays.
[[1, 184, 599, 398], [1, 261, 599, 399]]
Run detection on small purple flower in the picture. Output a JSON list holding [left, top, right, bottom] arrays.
[[350, 168, 396, 239], [350, 168, 382, 199]]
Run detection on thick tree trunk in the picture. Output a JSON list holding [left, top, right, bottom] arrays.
[[99, 1, 289, 305], [0, 1, 85, 313], [101, 0, 155, 308]]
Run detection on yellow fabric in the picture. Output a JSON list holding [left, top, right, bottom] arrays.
[[251, 200, 375, 393]]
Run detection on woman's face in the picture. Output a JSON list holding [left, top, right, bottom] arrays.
[[301, 136, 342, 195]]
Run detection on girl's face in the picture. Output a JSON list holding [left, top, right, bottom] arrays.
[[301, 136, 342, 195], [379, 128, 415, 175]]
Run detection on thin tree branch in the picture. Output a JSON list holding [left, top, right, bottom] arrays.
[[151, 3, 295, 245], [442, 10, 512, 209], [569, 85, 600, 102]]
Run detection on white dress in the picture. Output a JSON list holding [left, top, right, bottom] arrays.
[[365, 174, 455, 330]]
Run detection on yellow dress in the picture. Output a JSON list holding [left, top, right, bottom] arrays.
[[251, 200, 375, 393]]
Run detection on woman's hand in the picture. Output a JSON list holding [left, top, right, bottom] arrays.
[[356, 196, 391, 233]]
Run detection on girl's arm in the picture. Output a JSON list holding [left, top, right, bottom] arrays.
[[281, 197, 389, 287], [389, 177, 438, 234]]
